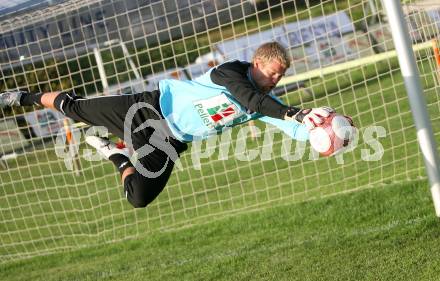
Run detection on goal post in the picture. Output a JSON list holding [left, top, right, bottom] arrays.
[[383, 0, 440, 217]]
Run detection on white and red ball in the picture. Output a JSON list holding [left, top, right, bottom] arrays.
[[309, 113, 356, 157]]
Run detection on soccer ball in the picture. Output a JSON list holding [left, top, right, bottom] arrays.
[[309, 113, 356, 157]]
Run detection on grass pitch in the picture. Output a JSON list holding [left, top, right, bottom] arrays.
[[1, 180, 439, 281]]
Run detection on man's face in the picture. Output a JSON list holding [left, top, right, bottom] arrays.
[[251, 58, 287, 93]]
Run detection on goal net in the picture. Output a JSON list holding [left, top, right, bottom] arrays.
[[0, 0, 439, 262]]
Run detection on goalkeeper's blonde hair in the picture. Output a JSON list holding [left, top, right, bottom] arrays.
[[252, 42, 290, 68]]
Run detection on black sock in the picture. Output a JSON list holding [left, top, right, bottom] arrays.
[[20, 92, 44, 106], [109, 154, 134, 175]]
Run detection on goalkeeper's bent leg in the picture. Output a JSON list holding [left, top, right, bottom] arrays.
[[105, 147, 177, 208], [83, 135, 165, 208], [123, 156, 176, 208], [122, 136, 187, 208]]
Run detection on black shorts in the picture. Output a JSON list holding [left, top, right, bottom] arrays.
[[54, 91, 188, 208]]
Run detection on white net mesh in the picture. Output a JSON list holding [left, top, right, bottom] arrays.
[[0, 0, 439, 262]]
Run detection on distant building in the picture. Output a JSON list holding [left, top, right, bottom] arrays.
[[0, 0, 255, 65]]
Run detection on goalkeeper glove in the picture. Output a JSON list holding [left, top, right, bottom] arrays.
[[285, 106, 335, 130]]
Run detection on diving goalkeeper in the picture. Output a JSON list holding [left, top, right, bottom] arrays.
[[0, 42, 334, 208]]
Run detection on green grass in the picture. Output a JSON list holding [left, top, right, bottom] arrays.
[[1, 180, 439, 281]]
